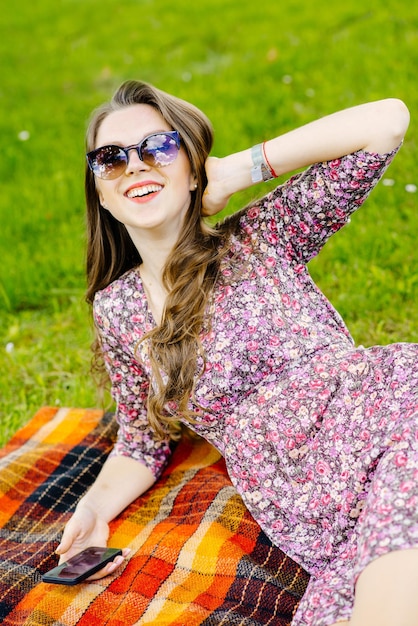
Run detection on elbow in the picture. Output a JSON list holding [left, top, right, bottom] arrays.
[[384, 98, 410, 146], [366, 98, 410, 154]]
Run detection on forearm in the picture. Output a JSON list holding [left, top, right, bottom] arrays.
[[263, 98, 409, 176], [76, 454, 156, 523], [204, 99, 409, 215]]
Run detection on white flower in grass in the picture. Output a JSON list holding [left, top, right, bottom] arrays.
[[18, 130, 30, 141], [5, 342, 14, 353], [382, 178, 395, 186], [405, 184, 417, 193]]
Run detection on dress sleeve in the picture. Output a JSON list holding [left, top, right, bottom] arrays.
[[93, 291, 172, 479], [264, 145, 400, 264]]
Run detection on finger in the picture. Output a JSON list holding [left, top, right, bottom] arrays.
[[201, 193, 214, 217], [86, 550, 131, 581]]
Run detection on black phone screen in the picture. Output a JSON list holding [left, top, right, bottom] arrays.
[[42, 546, 123, 585]]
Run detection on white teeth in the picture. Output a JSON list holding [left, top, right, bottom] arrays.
[[126, 184, 162, 198]]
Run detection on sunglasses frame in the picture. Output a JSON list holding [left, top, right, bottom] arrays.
[[86, 130, 181, 180]]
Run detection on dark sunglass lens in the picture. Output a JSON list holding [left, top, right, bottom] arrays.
[[90, 146, 127, 179], [141, 133, 180, 167]]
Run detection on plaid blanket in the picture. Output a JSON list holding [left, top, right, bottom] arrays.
[[0, 407, 309, 625]]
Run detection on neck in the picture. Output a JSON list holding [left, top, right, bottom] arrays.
[[125, 225, 182, 324], [131, 236, 174, 326], [127, 226, 177, 282]]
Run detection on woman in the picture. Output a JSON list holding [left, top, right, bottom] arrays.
[[57, 80, 417, 625]]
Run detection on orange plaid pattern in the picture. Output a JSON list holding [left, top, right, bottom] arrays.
[[0, 407, 308, 625]]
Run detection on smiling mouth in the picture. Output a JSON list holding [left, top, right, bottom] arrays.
[[126, 184, 163, 198]]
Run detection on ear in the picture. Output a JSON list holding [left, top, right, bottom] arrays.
[[189, 174, 198, 191], [98, 190, 108, 209]]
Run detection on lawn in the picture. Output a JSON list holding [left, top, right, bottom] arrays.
[[1, 0, 417, 445]]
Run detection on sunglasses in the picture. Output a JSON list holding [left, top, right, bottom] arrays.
[[86, 130, 181, 180]]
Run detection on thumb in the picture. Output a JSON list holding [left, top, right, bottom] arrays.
[[55, 521, 80, 555]]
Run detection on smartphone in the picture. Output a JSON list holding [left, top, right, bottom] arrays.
[[42, 546, 123, 585]]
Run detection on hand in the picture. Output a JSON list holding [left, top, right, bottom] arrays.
[[56, 503, 129, 580], [202, 156, 233, 216]]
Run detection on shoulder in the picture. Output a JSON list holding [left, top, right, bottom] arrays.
[[94, 267, 142, 304]]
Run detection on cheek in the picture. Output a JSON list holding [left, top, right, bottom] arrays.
[[176, 150, 195, 185], [96, 182, 112, 207]]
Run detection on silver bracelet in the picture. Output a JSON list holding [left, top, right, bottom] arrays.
[[251, 143, 275, 183]]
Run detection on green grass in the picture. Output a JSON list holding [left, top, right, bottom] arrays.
[[1, 0, 418, 445]]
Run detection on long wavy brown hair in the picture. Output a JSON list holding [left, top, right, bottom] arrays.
[[85, 80, 236, 439]]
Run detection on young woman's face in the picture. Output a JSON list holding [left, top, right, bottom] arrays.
[[94, 104, 197, 244]]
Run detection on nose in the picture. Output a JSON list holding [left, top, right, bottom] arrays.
[[125, 147, 149, 174]]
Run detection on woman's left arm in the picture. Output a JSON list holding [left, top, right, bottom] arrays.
[[203, 98, 409, 216]]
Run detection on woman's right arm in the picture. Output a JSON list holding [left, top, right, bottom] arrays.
[[56, 285, 172, 577], [55, 454, 156, 575], [72, 454, 156, 525]]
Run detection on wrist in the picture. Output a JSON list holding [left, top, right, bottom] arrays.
[[76, 493, 111, 523], [216, 149, 258, 195], [205, 153, 248, 206], [250, 143, 278, 183], [223, 143, 278, 192]]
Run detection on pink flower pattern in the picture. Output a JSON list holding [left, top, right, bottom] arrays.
[[94, 147, 418, 625]]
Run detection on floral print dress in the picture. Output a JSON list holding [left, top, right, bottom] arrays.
[[94, 146, 418, 625]]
